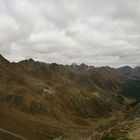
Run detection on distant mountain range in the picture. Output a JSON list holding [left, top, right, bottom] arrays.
[[0, 54, 140, 140], [117, 66, 140, 78]]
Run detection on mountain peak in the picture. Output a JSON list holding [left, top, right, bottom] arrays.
[[119, 66, 132, 70], [0, 54, 10, 64], [27, 58, 34, 62], [19, 58, 35, 64]]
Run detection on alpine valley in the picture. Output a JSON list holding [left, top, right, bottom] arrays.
[[0, 55, 140, 140]]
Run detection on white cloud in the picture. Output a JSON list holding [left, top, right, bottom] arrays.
[[0, 0, 140, 67]]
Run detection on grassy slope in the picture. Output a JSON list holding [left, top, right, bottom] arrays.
[[121, 79, 140, 100], [0, 56, 138, 139]]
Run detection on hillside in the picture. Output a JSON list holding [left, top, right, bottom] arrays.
[[117, 66, 140, 79], [0, 55, 139, 140]]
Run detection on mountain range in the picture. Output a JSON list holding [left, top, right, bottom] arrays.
[[0, 54, 140, 140]]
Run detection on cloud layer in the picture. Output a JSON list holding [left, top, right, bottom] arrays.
[[0, 0, 140, 67]]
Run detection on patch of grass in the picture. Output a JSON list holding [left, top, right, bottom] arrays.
[[122, 79, 140, 100]]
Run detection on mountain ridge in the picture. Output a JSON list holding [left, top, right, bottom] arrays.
[[0, 54, 140, 140]]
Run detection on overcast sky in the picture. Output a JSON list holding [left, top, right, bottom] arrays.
[[0, 0, 140, 67]]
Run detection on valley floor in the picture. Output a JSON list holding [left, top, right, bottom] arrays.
[[0, 106, 140, 140]]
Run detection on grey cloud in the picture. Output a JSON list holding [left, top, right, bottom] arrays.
[[0, 0, 140, 67]]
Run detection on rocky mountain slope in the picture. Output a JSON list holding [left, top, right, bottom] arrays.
[[0, 55, 140, 140], [117, 66, 140, 99], [117, 66, 140, 79]]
